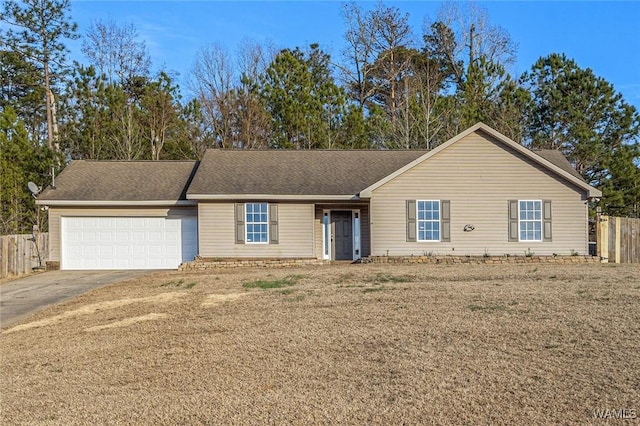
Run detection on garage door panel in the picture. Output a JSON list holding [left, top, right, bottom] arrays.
[[149, 233, 163, 242], [82, 245, 97, 256], [61, 216, 197, 270], [97, 218, 112, 228], [66, 245, 82, 258], [115, 231, 130, 241], [165, 231, 179, 242]]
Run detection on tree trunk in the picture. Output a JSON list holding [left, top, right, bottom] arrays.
[[44, 62, 54, 150]]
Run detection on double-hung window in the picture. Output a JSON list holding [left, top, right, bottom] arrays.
[[407, 200, 450, 243], [245, 202, 269, 243], [508, 199, 551, 242], [519, 200, 542, 241], [417, 200, 440, 241], [235, 202, 278, 245]]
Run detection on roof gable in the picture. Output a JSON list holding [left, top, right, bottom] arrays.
[[360, 123, 602, 198]]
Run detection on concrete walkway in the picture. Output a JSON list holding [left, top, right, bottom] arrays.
[[0, 270, 156, 329]]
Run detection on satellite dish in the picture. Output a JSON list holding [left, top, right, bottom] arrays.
[[28, 181, 41, 196]]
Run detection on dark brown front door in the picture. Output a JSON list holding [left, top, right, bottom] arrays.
[[332, 211, 352, 260]]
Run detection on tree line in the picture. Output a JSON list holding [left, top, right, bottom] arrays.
[[1, 0, 639, 233]]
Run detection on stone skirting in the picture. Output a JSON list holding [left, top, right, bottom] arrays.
[[360, 255, 599, 265], [179, 257, 325, 270], [45, 261, 60, 271], [179, 254, 599, 270]]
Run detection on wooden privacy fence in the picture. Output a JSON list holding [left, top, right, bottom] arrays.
[[597, 216, 640, 263], [0, 233, 49, 278]]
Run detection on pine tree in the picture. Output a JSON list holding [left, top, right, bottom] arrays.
[[521, 53, 640, 216], [1, 0, 78, 150]]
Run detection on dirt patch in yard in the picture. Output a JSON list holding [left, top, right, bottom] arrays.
[[3, 291, 185, 334], [1, 263, 639, 425]]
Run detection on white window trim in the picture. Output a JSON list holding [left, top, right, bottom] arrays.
[[518, 199, 542, 242], [416, 200, 441, 242], [245, 202, 269, 244]]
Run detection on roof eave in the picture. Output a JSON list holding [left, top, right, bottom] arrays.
[[588, 188, 603, 198], [187, 193, 359, 201], [36, 200, 197, 207]]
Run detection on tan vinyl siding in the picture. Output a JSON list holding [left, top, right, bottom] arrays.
[[47, 206, 197, 261], [313, 204, 370, 259], [371, 132, 590, 256], [199, 202, 314, 258]]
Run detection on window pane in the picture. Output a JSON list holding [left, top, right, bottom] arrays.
[[245, 203, 269, 243], [518, 200, 542, 241], [417, 200, 440, 241]]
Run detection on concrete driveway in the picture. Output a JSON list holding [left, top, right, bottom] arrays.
[[0, 270, 157, 329]]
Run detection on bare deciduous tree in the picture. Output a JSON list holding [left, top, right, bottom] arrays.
[[235, 39, 273, 149], [369, 4, 413, 124], [82, 18, 151, 84], [339, 2, 379, 110], [433, 1, 517, 87], [189, 43, 235, 148]]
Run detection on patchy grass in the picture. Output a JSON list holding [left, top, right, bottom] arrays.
[[369, 272, 416, 284], [242, 275, 302, 289], [1, 263, 639, 425], [468, 303, 507, 312], [160, 279, 184, 287], [363, 286, 386, 293], [161, 279, 196, 289]]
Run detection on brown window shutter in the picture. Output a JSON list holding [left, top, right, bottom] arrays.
[[406, 200, 416, 242], [543, 200, 552, 242], [441, 200, 451, 242], [269, 203, 279, 244], [508, 200, 519, 242], [235, 203, 245, 244]]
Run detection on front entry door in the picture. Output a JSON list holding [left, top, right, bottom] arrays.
[[331, 211, 353, 260]]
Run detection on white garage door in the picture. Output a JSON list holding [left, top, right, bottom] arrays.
[[61, 216, 198, 270]]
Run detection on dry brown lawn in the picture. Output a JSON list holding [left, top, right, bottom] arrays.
[[1, 263, 639, 425]]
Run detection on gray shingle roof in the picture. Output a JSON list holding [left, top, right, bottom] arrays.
[[38, 160, 198, 202], [187, 150, 427, 197], [534, 149, 585, 182], [37, 146, 585, 203]]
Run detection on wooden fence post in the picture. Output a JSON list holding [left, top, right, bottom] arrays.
[[1, 236, 8, 278], [597, 215, 609, 263], [8, 237, 16, 276]]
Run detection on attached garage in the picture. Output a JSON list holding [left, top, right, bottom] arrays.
[[61, 216, 197, 270], [37, 160, 201, 271]]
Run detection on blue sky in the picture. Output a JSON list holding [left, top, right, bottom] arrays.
[[68, 1, 640, 110]]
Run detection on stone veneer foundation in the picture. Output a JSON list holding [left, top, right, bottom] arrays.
[[179, 255, 598, 270]]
